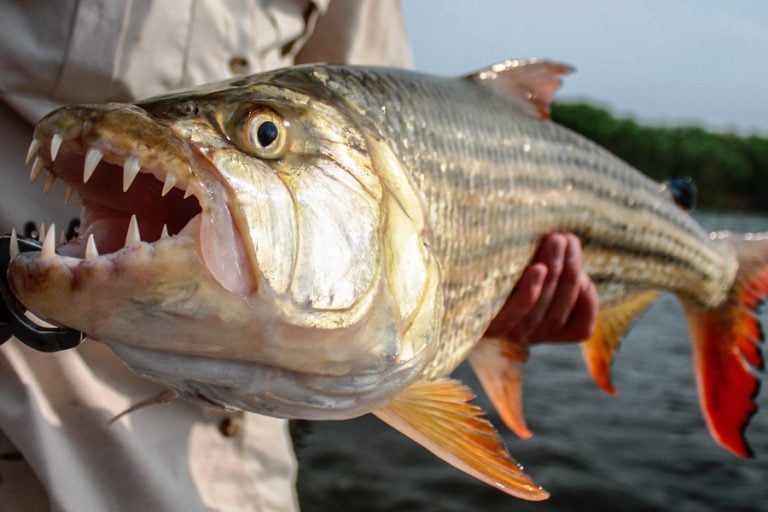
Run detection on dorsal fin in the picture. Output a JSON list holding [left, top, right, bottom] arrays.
[[466, 59, 574, 119]]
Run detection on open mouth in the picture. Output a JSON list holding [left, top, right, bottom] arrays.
[[19, 115, 257, 296], [26, 133, 203, 259]]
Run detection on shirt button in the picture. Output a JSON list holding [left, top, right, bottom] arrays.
[[229, 56, 249, 75], [218, 415, 241, 437]]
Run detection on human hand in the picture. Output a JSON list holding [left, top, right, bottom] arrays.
[[484, 233, 598, 343]]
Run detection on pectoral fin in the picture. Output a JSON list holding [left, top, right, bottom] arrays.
[[581, 291, 659, 395], [469, 337, 533, 439], [373, 379, 548, 501]]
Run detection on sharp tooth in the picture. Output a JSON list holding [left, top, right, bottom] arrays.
[[161, 224, 169, 239], [64, 184, 74, 204], [125, 214, 141, 246], [85, 234, 99, 260], [59, 229, 67, 244], [25, 311, 56, 328], [161, 173, 177, 196], [10, 229, 19, 259], [50, 134, 63, 161], [43, 172, 56, 193], [39, 223, 46, 241], [84, 147, 103, 183], [30, 157, 45, 182], [41, 223, 56, 258], [123, 156, 141, 192], [26, 139, 41, 165], [183, 186, 194, 199]]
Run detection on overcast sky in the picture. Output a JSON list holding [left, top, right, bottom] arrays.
[[402, 1, 768, 135]]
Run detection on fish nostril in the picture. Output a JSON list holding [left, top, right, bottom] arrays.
[[176, 100, 199, 118]]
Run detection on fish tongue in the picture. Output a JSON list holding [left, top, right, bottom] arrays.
[[197, 184, 255, 295]]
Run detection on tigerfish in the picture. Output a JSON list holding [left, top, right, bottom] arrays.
[[8, 59, 768, 500]]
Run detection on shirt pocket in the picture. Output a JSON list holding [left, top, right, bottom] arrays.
[[54, 0, 189, 103], [181, 0, 326, 86]]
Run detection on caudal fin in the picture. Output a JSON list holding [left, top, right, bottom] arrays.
[[683, 234, 768, 457]]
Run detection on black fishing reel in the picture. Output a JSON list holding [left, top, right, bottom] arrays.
[[0, 233, 83, 352]]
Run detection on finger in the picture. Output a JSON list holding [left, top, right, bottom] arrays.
[[554, 273, 599, 341], [485, 262, 547, 338], [514, 234, 567, 341], [531, 234, 583, 337]]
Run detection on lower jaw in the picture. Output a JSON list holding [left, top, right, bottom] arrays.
[[56, 209, 202, 260], [8, 234, 218, 336], [35, 206, 255, 303]]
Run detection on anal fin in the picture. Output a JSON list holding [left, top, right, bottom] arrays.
[[469, 337, 533, 439], [581, 291, 660, 395], [374, 379, 548, 501]]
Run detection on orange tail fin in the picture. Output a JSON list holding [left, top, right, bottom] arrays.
[[683, 235, 768, 457]]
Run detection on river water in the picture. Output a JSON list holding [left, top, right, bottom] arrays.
[[295, 211, 768, 512]]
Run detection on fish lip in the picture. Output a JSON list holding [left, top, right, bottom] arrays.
[[19, 104, 258, 296]]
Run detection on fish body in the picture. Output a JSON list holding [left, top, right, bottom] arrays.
[[8, 60, 768, 500], [319, 64, 737, 376]]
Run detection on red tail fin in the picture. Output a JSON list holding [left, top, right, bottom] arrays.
[[684, 235, 768, 457]]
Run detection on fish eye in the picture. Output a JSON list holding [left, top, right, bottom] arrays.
[[242, 109, 288, 159], [257, 121, 278, 147]]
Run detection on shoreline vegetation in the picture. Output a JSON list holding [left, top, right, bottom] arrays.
[[552, 103, 768, 212]]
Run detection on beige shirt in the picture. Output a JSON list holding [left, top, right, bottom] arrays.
[[0, 1, 411, 510]]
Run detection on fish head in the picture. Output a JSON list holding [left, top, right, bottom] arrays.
[[9, 68, 442, 418]]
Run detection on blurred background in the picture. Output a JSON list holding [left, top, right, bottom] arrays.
[[404, 0, 768, 135], [296, 3, 768, 511]]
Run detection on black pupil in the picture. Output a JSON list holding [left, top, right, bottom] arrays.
[[257, 121, 279, 147]]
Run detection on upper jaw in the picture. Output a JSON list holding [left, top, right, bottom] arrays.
[[15, 102, 257, 297]]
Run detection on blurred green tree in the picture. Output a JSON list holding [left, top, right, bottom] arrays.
[[552, 103, 768, 212]]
